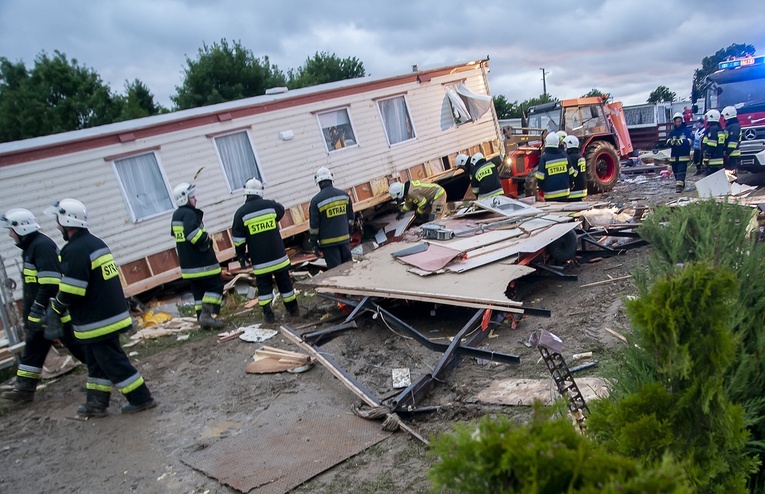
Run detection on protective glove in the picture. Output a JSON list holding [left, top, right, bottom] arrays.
[[395, 211, 405, 221], [27, 301, 46, 332], [309, 235, 320, 257], [237, 254, 249, 269], [45, 297, 68, 341], [198, 236, 212, 252]]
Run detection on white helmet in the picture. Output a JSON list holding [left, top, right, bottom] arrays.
[[545, 132, 560, 148], [389, 182, 405, 201], [556, 130, 567, 143], [470, 153, 484, 166], [563, 135, 580, 149], [173, 182, 196, 207], [1, 208, 40, 236], [705, 109, 721, 122], [244, 178, 264, 197], [672, 112, 683, 121], [455, 153, 470, 168], [314, 167, 333, 185], [722, 106, 737, 119], [44, 198, 88, 228]]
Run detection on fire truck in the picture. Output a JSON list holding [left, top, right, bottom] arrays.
[[703, 54, 765, 170]]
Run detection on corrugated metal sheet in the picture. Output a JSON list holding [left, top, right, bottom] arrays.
[[0, 65, 499, 297]]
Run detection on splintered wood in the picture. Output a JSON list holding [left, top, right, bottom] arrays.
[[245, 346, 312, 374]]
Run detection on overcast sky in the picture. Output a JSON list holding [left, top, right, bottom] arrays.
[[1, 0, 764, 109]]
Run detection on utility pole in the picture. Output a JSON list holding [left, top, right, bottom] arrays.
[[539, 68, 547, 99]]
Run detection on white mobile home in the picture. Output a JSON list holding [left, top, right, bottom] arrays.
[[0, 60, 501, 297]]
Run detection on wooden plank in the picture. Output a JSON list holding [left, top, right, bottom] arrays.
[[147, 248, 179, 275], [120, 258, 153, 286], [580, 275, 632, 288]]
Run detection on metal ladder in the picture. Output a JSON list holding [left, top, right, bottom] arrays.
[[538, 346, 589, 429], [0, 253, 24, 369]]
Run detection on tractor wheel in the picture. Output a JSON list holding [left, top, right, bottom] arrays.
[[585, 141, 620, 193], [524, 174, 538, 199], [546, 230, 577, 262]]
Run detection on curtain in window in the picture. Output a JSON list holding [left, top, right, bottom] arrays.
[[379, 97, 414, 144], [446, 85, 471, 123], [455, 83, 492, 120], [215, 132, 261, 191], [114, 153, 173, 220]]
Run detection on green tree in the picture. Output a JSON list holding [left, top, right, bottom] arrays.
[[582, 88, 607, 98], [115, 79, 166, 121], [0, 51, 120, 143], [647, 85, 676, 103], [692, 43, 756, 102], [172, 39, 286, 110], [492, 94, 520, 119], [286, 51, 365, 90]]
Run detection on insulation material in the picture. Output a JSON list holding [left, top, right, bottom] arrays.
[[696, 169, 732, 198]]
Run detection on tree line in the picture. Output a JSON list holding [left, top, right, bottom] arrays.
[[492, 42, 756, 119], [0, 39, 365, 143]]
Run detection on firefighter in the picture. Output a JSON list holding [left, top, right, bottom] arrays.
[[456, 153, 504, 199], [722, 106, 741, 171], [0, 209, 86, 403], [666, 112, 693, 192], [171, 183, 224, 330], [556, 130, 568, 151], [702, 109, 726, 176], [389, 180, 447, 221], [309, 167, 354, 270], [44, 198, 155, 417], [533, 132, 571, 201], [232, 178, 298, 323], [563, 135, 587, 201], [692, 117, 706, 176]]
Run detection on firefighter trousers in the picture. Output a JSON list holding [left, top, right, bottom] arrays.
[[670, 157, 688, 188], [17, 323, 86, 383], [84, 332, 153, 405], [189, 274, 224, 316], [322, 243, 352, 270], [256, 268, 296, 308]]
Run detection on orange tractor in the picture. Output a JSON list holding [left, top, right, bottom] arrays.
[[500, 96, 633, 197]]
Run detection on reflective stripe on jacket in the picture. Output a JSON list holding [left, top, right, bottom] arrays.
[[232, 196, 291, 275], [567, 149, 588, 199], [469, 159, 504, 199], [309, 185, 354, 247], [534, 148, 571, 199], [171, 205, 221, 279]]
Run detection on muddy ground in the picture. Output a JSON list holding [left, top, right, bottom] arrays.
[[0, 171, 706, 493]]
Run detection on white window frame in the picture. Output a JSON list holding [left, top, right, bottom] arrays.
[[211, 129, 266, 194], [315, 107, 359, 153], [376, 94, 417, 146], [111, 151, 174, 223]]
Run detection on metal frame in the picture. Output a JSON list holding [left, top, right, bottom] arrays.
[[576, 226, 647, 261]]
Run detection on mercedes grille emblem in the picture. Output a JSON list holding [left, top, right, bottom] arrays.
[[744, 128, 757, 141]]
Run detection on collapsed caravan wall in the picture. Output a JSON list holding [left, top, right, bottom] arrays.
[[0, 60, 501, 298]]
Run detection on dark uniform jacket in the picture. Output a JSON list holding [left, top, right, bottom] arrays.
[[19, 231, 61, 320], [171, 205, 221, 279], [534, 147, 571, 200], [566, 148, 588, 200], [724, 117, 741, 158], [702, 122, 726, 167], [57, 230, 131, 342], [309, 184, 354, 247], [666, 123, 692, 160], [232, 196, 290, 276], [469, 158, 503, 199]]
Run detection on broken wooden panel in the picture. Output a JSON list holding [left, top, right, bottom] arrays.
[[407, 164, 427, 181], [289, 205, 306, 225], [120, 258, 152, 286], [354, 182, 374, 201], [369, 176, 390, 197], [474, 377, 609, 406], [147, 248, 180, 275], [212, 230, 232, 253], [279, 211, 294, 229]]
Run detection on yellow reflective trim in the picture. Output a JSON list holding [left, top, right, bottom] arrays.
[[60, 283, 86, 296], [17, 369, 41, 379], [61, 314, 72, 323], [233, 239, 246, 247], [569, 190, 588, 199], [244, 214, 277, 235], [91, 254, 114, 270], [74, 316, 132, 340], [173, 226, 185, 242], [24, 276, 37, 284], [190, 228, 204, 244], [23, 268, 37, 276], [87, 382, 113, 392], [319, 234, 350, 246], [180, 266, 222, 279], [37, 277, 60, 285], [252, 258, 290, 275], [545, 191, 570, 199], [118, 376, 145, 395], [28, 315, 42, 323], [282, 292, 297, 303]]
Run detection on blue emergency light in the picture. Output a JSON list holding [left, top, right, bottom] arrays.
[[718, 55, 765, 70]]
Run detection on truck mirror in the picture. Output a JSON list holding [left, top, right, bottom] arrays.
[[692, 104, 698, 113]]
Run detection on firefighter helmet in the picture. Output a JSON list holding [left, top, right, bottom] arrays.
[[556, 130, 567, 142], [672, 112, 683, 121], [705, 109, 721, 122], [314, 167, 334, 185], [722, 106, 737, 119], [0, 208, 40, 236], [563, 135, 580, 149], [545, 132, 560, 148], [173, 183, 196, 207], [455, 154, 470, 168], [44, 199, 88, 229], [470, 153, 484, 166], [389, 182, 405, 201], [244, 178, 264, 197]]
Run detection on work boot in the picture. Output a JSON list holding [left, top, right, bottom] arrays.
[[198, 303, 224, 330], [122, 397, 157, 415], [676, 184, 685, 193], [0, 376, 37, 403], [262, 304, 275, 324], [76, 389, 110, 418], [285, 300, 300, 317]]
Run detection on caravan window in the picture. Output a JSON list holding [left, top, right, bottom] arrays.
[[378, 96, 415, 145], [214, 131, 263, 192], [113, 152, 174, 222], [317, 108, 358, 152]]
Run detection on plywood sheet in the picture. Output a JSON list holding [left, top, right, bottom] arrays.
[[395, 243, 463, 271], [474, 377, 609, 406], [436, 229, 523, 252]]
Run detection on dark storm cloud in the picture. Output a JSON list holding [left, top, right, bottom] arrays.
[[1, 0, 764, 107]]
